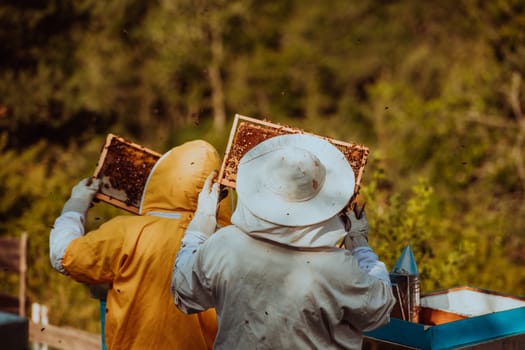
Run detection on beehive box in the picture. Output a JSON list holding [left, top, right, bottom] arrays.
[[0, 312, 28, 350], [419, 286, 525, 326], [217, 114, 370, 211], [364, 286, 525, 349], [93, 134, 161, 214]]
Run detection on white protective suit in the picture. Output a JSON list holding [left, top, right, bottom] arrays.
[[172, 199, 396, 350]]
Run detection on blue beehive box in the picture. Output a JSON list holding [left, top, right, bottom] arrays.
[[364, 286, 525, 349], [0, 312, 28, 350]]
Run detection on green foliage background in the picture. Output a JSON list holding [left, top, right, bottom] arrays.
[[1, 0, 524, 333]]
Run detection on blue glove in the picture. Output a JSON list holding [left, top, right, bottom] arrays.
[[61, 178, 101, 215]]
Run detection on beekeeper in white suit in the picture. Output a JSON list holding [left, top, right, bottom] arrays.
[[172, 134, 395, 350]]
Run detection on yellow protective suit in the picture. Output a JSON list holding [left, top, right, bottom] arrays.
[[62, 140, 232, 350]]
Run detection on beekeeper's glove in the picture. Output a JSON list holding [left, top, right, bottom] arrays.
[[61, 177, 101, 215], [186, 171, 220, 237], [344, 209, 369, 251]]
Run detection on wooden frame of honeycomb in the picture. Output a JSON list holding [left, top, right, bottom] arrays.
[[93, 134, 161, 214], [217, 114, 370, 211]]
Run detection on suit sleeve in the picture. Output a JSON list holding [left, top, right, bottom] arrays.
[[61, 217, 129, 284], [49, 211, 86, 275], [171, 230, 217, 314], [339, 256, 396, 332]]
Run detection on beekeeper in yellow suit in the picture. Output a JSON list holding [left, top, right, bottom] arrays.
[[50, 140, 232, 350]]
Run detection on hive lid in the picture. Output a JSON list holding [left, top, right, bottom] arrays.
[[421, 286, 525, 318]]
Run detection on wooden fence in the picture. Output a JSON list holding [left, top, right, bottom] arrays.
[[30, 303, 101, 350], [29, 321, 101, 350]]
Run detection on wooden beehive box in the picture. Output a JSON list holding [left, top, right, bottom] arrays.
[[93, 134, 161, 214], [217, 114, 370, 211]]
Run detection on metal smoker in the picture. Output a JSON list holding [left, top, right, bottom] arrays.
[[390, 245, 420, 323]]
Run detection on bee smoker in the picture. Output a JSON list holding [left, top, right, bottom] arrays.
[[390, 245, 421, 323]]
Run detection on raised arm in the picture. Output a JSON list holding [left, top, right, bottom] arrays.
[[171, 171, 219, 313], [344, 208, 391, 286], [49, 177, 101, 274]]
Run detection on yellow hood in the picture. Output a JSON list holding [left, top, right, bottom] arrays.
[[139, 140, 222, 215]]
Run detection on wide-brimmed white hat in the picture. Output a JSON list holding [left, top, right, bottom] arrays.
[[236, 133, 355, 226]]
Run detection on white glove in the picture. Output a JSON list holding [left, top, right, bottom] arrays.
[[186, 171, 220, 237], [61, 178, 101, 215], [344, 209, 369, 251]]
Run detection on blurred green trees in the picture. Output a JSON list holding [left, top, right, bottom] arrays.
[[1, 0, 524, 332]]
